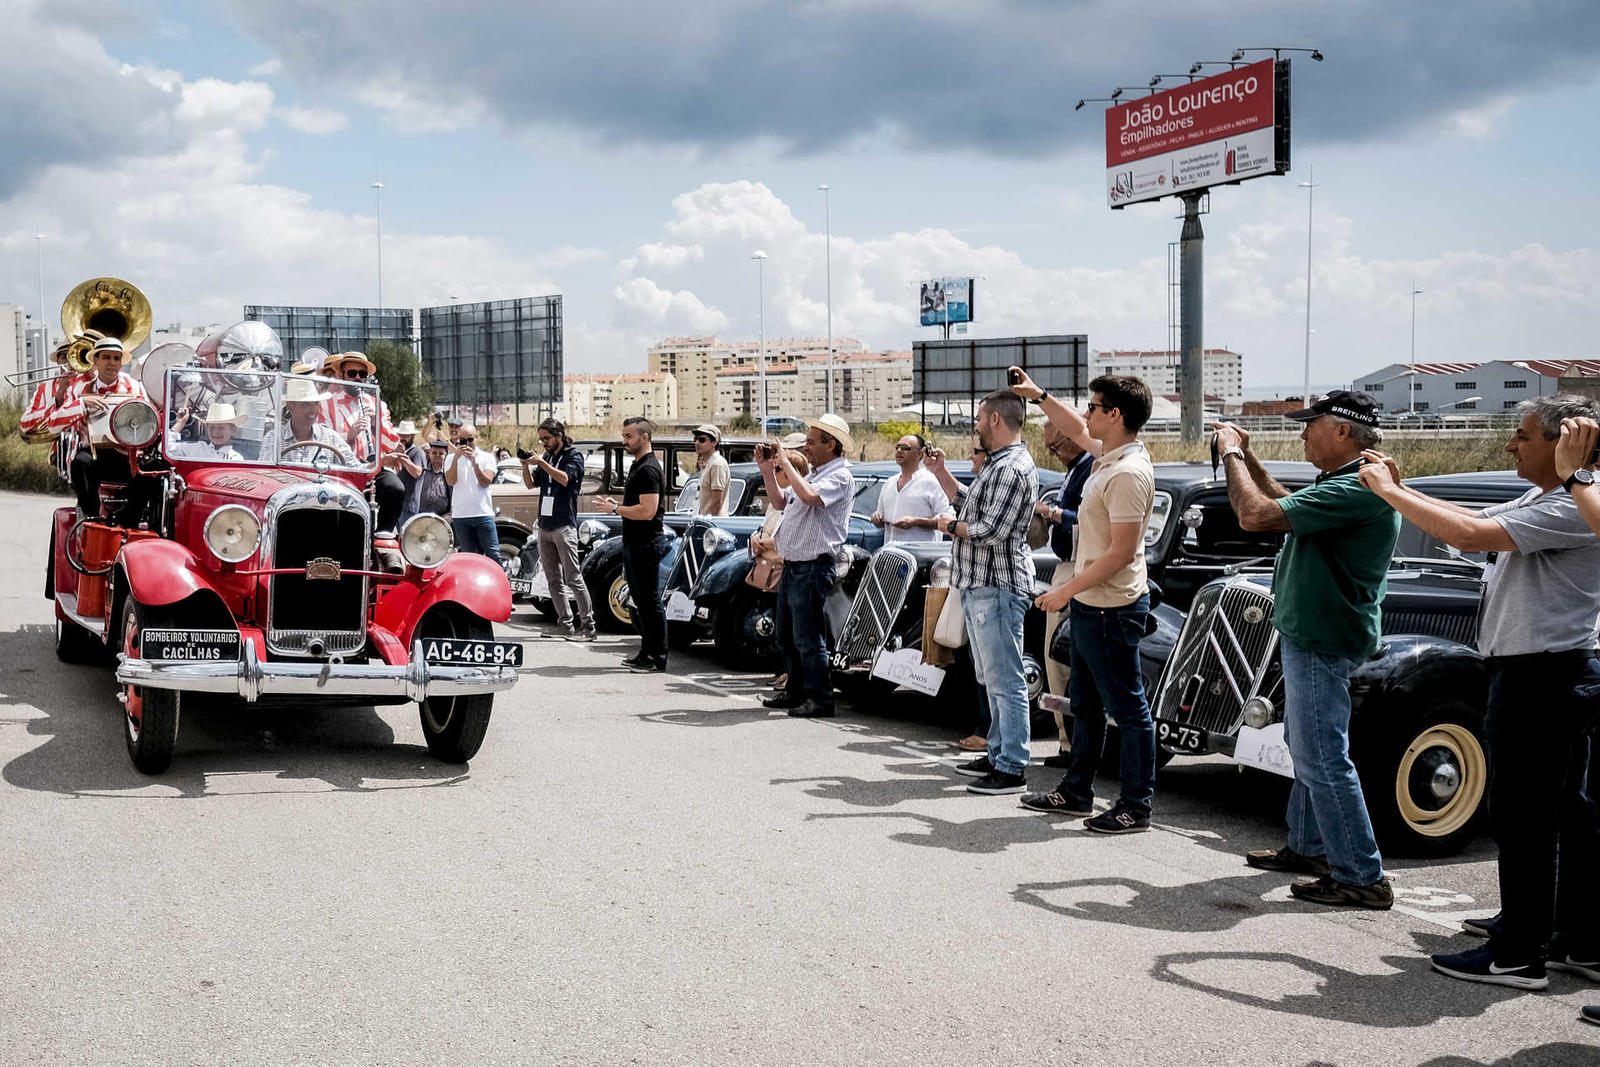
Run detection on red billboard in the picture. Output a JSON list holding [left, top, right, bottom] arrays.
[[1104, 58, 1288, 207]]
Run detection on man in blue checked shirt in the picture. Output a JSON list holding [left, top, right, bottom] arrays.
[[925, 390, 1040, 795]]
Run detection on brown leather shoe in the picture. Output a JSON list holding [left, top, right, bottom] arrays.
[[1245, 846, 1332, 876], [1290, 875, 1394, 910]]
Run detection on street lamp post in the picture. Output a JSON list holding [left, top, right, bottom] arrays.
[[1409, 282, 1423, 414], [819, 183, 833, 413], [34, 233, 46, 355], [752, 250, 769, 431], [1299, 167, 1316, 409], [371, 181, 385, 309]]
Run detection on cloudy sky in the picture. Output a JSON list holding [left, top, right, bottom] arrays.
[[3, 0, 1598, 392]]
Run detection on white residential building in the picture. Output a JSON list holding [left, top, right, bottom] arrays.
[[1093, 348, 1244, 402], [715, 350, 913, 424], [0, 304, 27, 400], [649, 335, 868, 420]]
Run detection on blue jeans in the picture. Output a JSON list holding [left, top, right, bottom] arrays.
[[962, 586, 1031, 777], [1280, 638, 1384, 887], [452, 515, 500, 559], [1061, 596, 1154, 818], [776, 557, 836, 704]]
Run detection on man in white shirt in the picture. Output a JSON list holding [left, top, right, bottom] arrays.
[[871, 433, 954, 542], [443, 422, 499, 558]]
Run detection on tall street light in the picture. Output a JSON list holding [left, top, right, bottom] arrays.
[[752, 250, 769, 430], [371, 181, 385, 309], [34, 232, 46, 354], [1409, 282, 1423, 414], [1298, 167, 1316, 409], [818, 183, 833, 413]]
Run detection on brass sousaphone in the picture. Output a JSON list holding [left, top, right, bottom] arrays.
[[61, 276, 153, 367]]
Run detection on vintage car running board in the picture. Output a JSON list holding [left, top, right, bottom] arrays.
[[56, 593, 107, 638]]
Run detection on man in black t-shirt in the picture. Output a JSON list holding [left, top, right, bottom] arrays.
[[596, 416, 668, 672]]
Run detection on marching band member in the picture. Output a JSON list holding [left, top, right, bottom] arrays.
[[48, 336, 150, 520], [321, 351, 405, 533]]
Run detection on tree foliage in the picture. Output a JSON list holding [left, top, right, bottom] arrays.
[[366, 340, 436, 422]]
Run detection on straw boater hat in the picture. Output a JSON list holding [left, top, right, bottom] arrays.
[[290, 346, 330, 376], [804, 413, 855, 456], [394, 419, 419, 436], [197, 401, 248, 428], [91, 336, 125, 357], [282, 377, 333, 404], [325, 350, 376, 376]]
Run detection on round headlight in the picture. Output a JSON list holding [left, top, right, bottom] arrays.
[[110, 399, 160, 448], [929, 557, 953, 589], [203, 504, 261, 563], [701, 527, 733, 555], [399, 513, 454, 569], [578, 519, 608, 548], [834, 547, 856, 580], [1242, 695, 1276, 730]]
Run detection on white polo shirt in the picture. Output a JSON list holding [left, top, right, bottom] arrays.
[[877, 467, 953, 543]]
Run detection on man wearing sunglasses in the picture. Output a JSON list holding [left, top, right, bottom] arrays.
[[870, 433, 952, 543], [692, 424, 731, 516], [443, 423, 500, 558]]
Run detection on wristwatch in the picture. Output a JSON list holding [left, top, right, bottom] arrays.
[[1029, 390, 1051, 406], [1564, 468, 1596, 492], [1220, 446, 1246, 463]]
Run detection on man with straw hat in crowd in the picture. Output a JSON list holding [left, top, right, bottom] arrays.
[[265, 375, 356, 465], [322, 351, 405, 533]]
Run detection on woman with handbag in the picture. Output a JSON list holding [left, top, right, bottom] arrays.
[[749, 449, 810, 689]]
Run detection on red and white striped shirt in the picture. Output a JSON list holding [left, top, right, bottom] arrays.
[[321, 389, 397, 460], [47, 372, 149, 434], [19, 373, 87, 437]]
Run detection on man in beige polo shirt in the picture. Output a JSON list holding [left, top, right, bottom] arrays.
[[1010, 369, 1158, 834]]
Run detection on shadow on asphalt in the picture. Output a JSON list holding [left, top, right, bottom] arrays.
[[0, 625, 469, 799], [1398, 1045, 1600, 1067], [1149, 935, 1522, 1029], [1012, 872, 1312, 933]]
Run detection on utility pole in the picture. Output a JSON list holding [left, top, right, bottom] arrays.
[[1299, 167, 1316, 409], [752, 251, 769, 431], [819, 183, 833, 413], [1178, 193, 1205, 441], [371, 181, 385, 308], [34, 232, 47, 354]]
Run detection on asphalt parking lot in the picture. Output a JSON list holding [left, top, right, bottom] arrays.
[[0, 490, 1594, 1067]]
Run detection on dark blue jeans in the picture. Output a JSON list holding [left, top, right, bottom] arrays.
[[622, 538, 668, 661], [1060, 596, 1155, 818], [776, 556, 836, 705], [451, 515, 500, 559], [1483, 650, 1600, 962]]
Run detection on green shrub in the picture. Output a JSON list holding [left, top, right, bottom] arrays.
[[0, 402, 70, 495]]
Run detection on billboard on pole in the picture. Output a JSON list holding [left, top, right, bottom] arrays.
[[919, 277, 975, 326], [1105, 58, 1290, 208]]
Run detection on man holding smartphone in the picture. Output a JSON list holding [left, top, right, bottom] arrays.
[[870, 433, 952, 543], [442, 422, 499, 558], [1213, 391, 1399, 908]]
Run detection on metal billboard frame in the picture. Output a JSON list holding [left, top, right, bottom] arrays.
[[418, 296, 563, 423], [912, 334, 1089, 425]]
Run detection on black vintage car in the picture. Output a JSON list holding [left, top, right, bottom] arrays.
[[1146, 466, 1526, 856]]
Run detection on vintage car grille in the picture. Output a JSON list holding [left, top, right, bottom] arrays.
[[268, 507, 368, 655], [1151, 580, 1279, 737], [665, 522, 710, 596], [836, 546, 918, 666], [1381, 609, 1478, 646]]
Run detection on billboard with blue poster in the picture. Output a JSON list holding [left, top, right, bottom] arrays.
[[919, 277, 974, 327]]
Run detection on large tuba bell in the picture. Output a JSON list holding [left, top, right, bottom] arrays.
[[61, 276, 152, 357]]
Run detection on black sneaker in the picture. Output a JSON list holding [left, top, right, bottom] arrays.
[[1581, 1005, 1599, 1026], [762, 692, 805, 710], [1430, 944, 1548, 990], [787, 700, 836, 718], [628, 657, 666, 674], [952, 757, 994, 778], [1083, 804, 1151, 834], [966, 771, 1028, 795], [1548, 940, 1600, 983], [1461, 914, 1500, 938], [1019, 791, 1093, 815], [1290, 875, 1394, 910], [1244, 846, 1332, 876], [619, 653, 647, 669], [1041, 752, 1073, 769], [564, 622, 597, 642]]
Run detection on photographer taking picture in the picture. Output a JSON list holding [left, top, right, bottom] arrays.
[[1212, 391, 1399, 910]]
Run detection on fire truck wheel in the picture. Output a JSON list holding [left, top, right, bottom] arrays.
[[119, 597, 181, 775], [417, 609, 495, 763]]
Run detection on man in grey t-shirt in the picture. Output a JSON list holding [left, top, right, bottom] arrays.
[[1360, 394, 1600, 993]]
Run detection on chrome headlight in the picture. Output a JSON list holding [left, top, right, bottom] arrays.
[[110, 399, 160, 448], [1242, 696, 1276, 730], [1145, 490, 1173, 547], [835, 546, 864, 580], [929, 557, 952, 589], [399, 513, 454, 569], [203, 504, 261, 563], [1180, 505, 1204, 529], [701, 527, 734, 555], [578, 519, 608, 548]]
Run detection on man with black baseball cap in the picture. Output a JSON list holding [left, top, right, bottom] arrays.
[[1209, 389, 1400, 910]]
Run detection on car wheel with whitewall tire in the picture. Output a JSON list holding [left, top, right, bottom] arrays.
[[415, 608, 496, 763], [55, 613, 103, 665], [593, 560, 633, 633], [713, 592, 780, 668], [1357, 701, 1487, 857], [119, 597, 181, 775]]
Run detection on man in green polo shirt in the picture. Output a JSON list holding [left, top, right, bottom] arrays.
[[1211, 390, 1400, 909]]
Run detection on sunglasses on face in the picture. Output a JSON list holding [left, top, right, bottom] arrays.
[[693, 434, 714, 443], [1084, 402, 1113, 414], [456, 436, 475, 444], [971, 448, 988, 457], [344, 370, 369, 380], [893, 443, 918, 451]]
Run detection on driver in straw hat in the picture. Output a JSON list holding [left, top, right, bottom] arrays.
[[263, 376, 356, 465]]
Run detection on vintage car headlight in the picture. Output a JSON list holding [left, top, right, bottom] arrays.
[[1180, 505, 1205, 529], [399, 513, 454, 569], [578, 519, 609, 548], [1145, 490, 1173, 547], [701, 527, 735, 556], [203, 504, 261, 563], [109, 399, 160, 448], [835, 546, 857, 580], [1242, 695, 1276, 730], [929, 557, 952, 589]]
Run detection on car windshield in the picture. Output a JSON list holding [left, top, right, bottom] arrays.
[[162, 366, 380, 474], [673, 474, 747, 516]]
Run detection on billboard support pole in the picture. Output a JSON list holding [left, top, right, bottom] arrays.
[[1179, 192, 1205, 442]]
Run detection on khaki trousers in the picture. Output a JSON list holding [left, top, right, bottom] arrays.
[[1044, 560, 1073, 748]]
